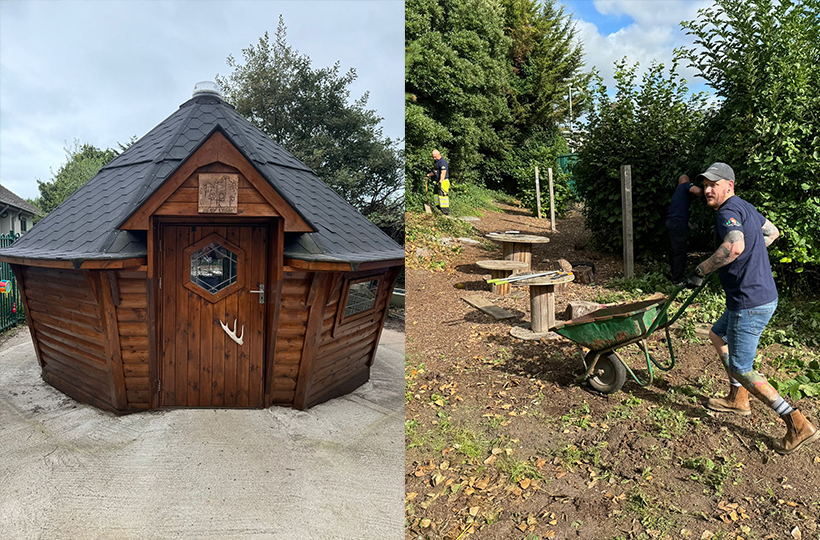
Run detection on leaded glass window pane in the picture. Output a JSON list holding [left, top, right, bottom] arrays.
[[190, 242, 238, 294], [344, 280, 379, 317]]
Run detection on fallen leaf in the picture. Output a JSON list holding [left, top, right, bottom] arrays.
[[516, 522, 528, 532], [519, 478, 531, 489], [406, 492, 418, 502], [701, 531, 715, 540], [483, 455, 497, 466], [536, 458, 547, 468], [420, 518, 432, 528], [544, 531, 555, 539], [791, 526, 801, 540], [440, 461, 450, 470], [469, 506, 480, 517]]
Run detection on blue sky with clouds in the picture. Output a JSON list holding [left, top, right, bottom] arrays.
[[563, 0, 714, 94], [0, 0, 403, 201]]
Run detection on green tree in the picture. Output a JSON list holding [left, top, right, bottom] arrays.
[[680, 0, 820, 280], [405, 0, 512, 196], [216, 18, 404, 243], [405, 0, 588, 214], [492, 0, 590, 212], [32, 140, 121, 215], [573, 60, 709, 253]]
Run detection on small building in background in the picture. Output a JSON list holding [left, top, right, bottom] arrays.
[[0, 185, 42, 236]]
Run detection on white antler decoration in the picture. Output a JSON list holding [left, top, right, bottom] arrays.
[[219, 318, 244, 345]]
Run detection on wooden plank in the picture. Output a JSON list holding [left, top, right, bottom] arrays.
[[33, 324, 107, 359], [364, 266, 401, 368], [175, 226, 190, 406], [126, 389, 150, 405], [308, 365, 370, 408], [116, 308, 148, 323], [122, 350, 150, 363], [462, 294, 516, 320], [25, 283, 98, 305], [147, 219, 158, 409], [12, 265, 44, 368], [118, 322, 148, 336], [118, 293, 147, 309], [41, 351, 110, 394], [27, 311, 105, 342], [161, 225, 177, 406], [167, 186, 271, 205], [293, 273, 331, 409], [272, 363, 299, 378], [42, 371, 116, 414], [38, 341, 108, 380], [535, 166, 542, 218], [99, 271, 127, 410], [270, 389, 295, 404], [200, 284, 214, 406], [187, 225, 202, 407], [0, 256, 145, 270], [124, 364, 149, 376], [248, 225, 265, 407], [117, 279, 146, 295], [117, 270, 148, 280], [120, 336, 149, 351]]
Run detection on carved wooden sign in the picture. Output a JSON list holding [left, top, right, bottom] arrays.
[[198, 173, 239, 213]]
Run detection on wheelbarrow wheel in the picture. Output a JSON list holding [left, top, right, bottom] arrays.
[[587, 351, 627, 394]]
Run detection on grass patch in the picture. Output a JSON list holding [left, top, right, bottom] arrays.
[[606, 394, 643, 420], [648, 405, 700, 439], [624, 485, 678, 537], [561, 401, 592, 429], [680, 451, 741, 495], [497, 455, 544, 482]]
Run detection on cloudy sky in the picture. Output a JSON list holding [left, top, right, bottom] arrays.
[[1, 0, 714, 203], [565, 0, 714, 95], [0, 0, 404, 201]]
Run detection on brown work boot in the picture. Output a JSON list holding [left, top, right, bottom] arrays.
[[773, 410, 820, 455], [705, 386, 751, 416]]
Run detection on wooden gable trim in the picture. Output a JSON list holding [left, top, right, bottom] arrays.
[[119, 130, 313, 233], [282, 257, 405, 273]]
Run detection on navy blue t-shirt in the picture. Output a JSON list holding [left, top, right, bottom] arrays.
[[434, 157, 449, 180], [714, 196, 778, 310], [667, 182, 694, 225]]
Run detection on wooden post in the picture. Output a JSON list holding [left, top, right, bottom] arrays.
[[534, 166, 542, 219], [621, 164, 634, 279], [548, 167, 556, 232]]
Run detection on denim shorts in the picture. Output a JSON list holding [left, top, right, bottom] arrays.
[[711, 298, 778, 374]]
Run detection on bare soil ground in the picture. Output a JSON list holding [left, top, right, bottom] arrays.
[[405, 203, 820, 540]]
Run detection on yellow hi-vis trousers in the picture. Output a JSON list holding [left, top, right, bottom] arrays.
[[434, 179, 450, 211]]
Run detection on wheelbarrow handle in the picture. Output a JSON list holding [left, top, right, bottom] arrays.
[[645, 272, 717, 336]]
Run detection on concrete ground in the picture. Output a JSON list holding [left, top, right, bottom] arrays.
[[0, 324, 405, 540]]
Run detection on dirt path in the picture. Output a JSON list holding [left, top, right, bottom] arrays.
[[406, 204, 820, 540]]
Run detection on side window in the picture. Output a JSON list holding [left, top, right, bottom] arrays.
[[334, 274, 383, 336], [20, 218, 27, 232], [344, 279, 379, 317]]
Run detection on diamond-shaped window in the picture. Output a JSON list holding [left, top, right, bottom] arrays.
[[190, 242, 238, 294]]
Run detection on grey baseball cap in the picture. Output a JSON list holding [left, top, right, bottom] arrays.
[[697, 162, 735, 182]]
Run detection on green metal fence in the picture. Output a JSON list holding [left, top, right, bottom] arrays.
[[557, 153, 580, 195], [0, 233, 26, 332]]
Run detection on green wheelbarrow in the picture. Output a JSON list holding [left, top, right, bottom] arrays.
[[552, 274, 715, 394]]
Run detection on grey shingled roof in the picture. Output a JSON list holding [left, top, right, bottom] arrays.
[[0, 185, 42, 216], [0, 93, 403, 267]]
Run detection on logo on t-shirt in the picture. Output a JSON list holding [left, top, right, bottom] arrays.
[[725, 217, 741, 227]]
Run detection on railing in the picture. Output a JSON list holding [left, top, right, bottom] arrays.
[[0, 233, 26, 332]]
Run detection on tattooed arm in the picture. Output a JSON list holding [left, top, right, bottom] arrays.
[[761, 218, 779, 247], [696, 230, 745, 276]]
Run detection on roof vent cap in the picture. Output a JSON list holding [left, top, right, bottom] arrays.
[[192, 81, 221, 98]]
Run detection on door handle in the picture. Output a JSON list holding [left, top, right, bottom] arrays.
[[250, 284, 265, 304]]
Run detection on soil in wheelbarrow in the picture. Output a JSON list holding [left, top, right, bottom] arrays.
[[406, 204, 820, 540]]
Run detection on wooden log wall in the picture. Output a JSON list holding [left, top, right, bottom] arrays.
[[21, 266, 116, 412], [17, 266, 151, 413], [113, 270, 151, 410], [269, 271, 312, 405], [303, 267, 399, 408]]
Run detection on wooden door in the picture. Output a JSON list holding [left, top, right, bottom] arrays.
[[160, 224, 268, 407]]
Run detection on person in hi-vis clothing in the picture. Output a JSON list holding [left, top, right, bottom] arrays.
[[427, 149, 450, 215]]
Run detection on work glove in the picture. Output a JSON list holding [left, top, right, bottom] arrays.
[[685, 273, 704, 288]]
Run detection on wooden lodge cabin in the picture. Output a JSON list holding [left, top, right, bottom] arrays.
[[0, 83, 404, 413]]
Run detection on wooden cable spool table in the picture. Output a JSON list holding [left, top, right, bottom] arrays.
[[485, 233, 550, 271], [509, 272, 575, 340], [475, 259, 529, 295]]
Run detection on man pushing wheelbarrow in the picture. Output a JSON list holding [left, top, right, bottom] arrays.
[[691, 162, 817, 454], [556, 163, 817, 454]]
